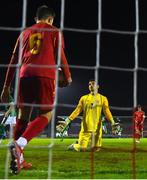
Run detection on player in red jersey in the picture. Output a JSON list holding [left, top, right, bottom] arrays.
[[0, 5, 72, 174], [133, 105, 145, 143]]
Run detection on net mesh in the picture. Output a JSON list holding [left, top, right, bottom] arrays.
[[0, 0, 147, 179]]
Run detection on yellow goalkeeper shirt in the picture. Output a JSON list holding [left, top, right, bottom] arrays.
[[69, 93, 113, 132]]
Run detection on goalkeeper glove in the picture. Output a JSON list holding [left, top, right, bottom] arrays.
[[56, 117, 71, 133], [111, 123, 120, 135]]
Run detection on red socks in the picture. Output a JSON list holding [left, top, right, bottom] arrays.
[[13, 119, 28, 140], [21, 116, 48, 142]]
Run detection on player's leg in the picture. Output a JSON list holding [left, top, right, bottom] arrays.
[[13, 77, 35, 141], [21, 110, 52, 142], [69, 132, 91, 151], [134, 123, 141, 143], [12, 107, 50, 171], [93, 122, 102, 151], [18, 77, 54, 142], [140, 124, 143, 138], [9, 106, 32, 174], [0, 124, 5, 144], [13, 107, 32, 140], [137, 124, 143, 142], [134, 122, 141, 143], [9, 77, 55, 174], [15, 77, 54, 143], [10, 116, 17, 140], [9, 77, 35, 174]]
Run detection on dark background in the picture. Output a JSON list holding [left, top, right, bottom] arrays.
[[0, 0, 147, 117]]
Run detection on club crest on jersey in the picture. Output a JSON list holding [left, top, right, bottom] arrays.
[[90, 100, 99, 108]]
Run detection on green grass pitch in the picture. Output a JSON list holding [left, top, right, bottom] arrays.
[[0, 138, 147, 179]]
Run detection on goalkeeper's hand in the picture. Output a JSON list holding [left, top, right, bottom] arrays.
[[111, 123, 120, 135], [56, 117, 71, 133]]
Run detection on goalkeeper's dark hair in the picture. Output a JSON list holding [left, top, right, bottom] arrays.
[[89, 79, 99, 84], [36, 5, 55, 20], [89, 79, 95, 82]]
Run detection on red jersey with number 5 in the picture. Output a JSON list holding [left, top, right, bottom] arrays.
[[4, 22, 71, 86]]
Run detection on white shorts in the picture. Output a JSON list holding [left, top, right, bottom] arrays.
[[5, 115, 16, 125]]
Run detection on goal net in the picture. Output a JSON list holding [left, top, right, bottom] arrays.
[[0, 0, 147, 179]]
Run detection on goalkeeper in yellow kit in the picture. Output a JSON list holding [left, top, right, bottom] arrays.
[[56, 79, 118, 151]]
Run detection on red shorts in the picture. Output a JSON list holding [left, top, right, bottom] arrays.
[[18, 77, 55, 111]]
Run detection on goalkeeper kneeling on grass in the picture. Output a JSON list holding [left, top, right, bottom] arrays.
[[56, 79, 119, 152]]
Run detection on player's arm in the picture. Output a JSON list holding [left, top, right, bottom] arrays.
[[60, 48, 72, 84], [4, 102, 15, 118], [141, 111, 145, 125], [56, 97, 83, 133], [4, 106, 11, 118], [1, 38, 19, 103], [55, 31, 72, 85], [143, 111, 145, 120], [102, 96, 115, 125], [102, 96, 120, 134]]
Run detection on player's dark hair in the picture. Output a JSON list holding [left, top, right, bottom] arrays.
[[137, 104, 141, 108], [36, 5, 55, 20], [89, 79, 95, 82]]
